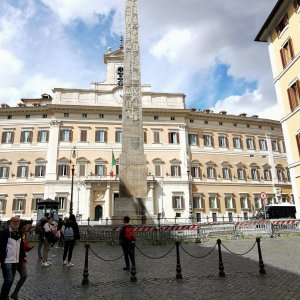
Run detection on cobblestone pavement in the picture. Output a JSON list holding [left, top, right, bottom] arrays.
[[1, 236, 300, 300]]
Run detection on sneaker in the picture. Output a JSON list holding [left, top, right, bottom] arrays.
[[42, 262, 50, 267], [123, 267, 130, 271], [63, 260, 67, 265], [67, 262, 74, 267], [47, 261, 52, 265]]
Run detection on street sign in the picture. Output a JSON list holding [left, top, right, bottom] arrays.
[[260, 192, 267, 200]]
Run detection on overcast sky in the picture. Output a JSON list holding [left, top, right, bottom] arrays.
[[0, 0, 280, 119]]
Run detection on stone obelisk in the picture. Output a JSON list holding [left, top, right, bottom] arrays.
[[114, 0, 148, 223]]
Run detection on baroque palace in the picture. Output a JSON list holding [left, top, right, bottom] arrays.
[[0, 45, 293, 223]]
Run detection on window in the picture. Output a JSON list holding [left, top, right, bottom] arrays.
[[80, 129, 88, 142], [209, 196, 218, 209], [218, 136, 227, 148], [193, 196, 202, 209], [251, 168, 259, 180], [277, 168, 284, 181], [32, 196, 43, 211], [228, 212, 233, 222], [196, 213, 201, 223], [82, 113, 87, 118], [170, 116, 175, 121], [115, 130, 122, 143], [246, 137, 255, 150], [35, 165, 45, 177], [204, 120, 208, 124], [95, 165, 105, 176], [95, 130, 107, 143], [20, 131, 32, 143], [243, 212, 248, 220], [280, 39, 295, 68], [99, 114, 104, 119], [276, 14, 288, 36], [119, 115, 122, 119], [0, 198, 7, 212], [240, 196, 248, 209], [225, 196, 234, 209], [59, 129, 72, 142], [237, 168, 245, 180], [17, 166, 28, 178], [222, 167, 230, 180], [191, 166, 201, 178], [1, 131, 14, 144], [0, 166, 9, 178], [172, 195, 183, 209], [207, 166, 215, 179], [117, 66, 123, 86], [169, 132, 179, 144], [154, 116, 159, 120], [42, 114, 47, 118], [152, 131, 161, 144], [254, 196, 261, 209], [56, 196, 66, 210], [212, 213, 217, 222], [203, 134, 213, 146], [271, 140, 279, 151], [64, 113, 69, 118], [288, 80, 300, 111], [233, 137, 242, 149], [286, 168, 291, 181], [58, 165, 69, 176], [79, 164, 86, 177], [171, 165, 181, 177], [190, 119, 194, 123], [37, 130, 49, 143], [259, 139, 267, 151], [7, 115, 12, 119], [282, 141, 286, 153], [263, 169, 272, 181], [154, 164, 162, 176], [188, 134, 198, 146], [219, 122, 223, 126], [13, 198, 25, 211], [25, 115, 30, 119]]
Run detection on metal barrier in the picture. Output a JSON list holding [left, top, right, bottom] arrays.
[[235, 220, 272, 237], [271, 219, 300, 237]]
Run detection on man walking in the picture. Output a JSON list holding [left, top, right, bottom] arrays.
[[119, 216, 136, 271], [0, 215, 27, 299], [36, 212, 49, 260]]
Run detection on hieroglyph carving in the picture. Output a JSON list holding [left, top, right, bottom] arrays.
[[123, 0, 142, 124]]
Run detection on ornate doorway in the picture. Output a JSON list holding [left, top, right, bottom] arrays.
[[94, 205, 103, 220]]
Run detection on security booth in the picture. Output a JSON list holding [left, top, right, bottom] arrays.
[[36, 198, 60, 222]]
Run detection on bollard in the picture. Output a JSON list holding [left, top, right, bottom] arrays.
[[217, 239, 225, 277], [256, 237, 266, 275], [130, 241, 137, 282], [175, 241, 183, 280], [82, 243, 90, 286]]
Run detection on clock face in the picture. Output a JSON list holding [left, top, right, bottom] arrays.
[[114, 89, 123, 103]]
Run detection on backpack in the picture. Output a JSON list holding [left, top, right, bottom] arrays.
[[64, 226, 74, 241], [34, 220, 43, 234], [125, 226, 136, 241]]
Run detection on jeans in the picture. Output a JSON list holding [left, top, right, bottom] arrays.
[[121, 242, 134, 269], [0, 263, 18, 299], [12, 262, 28, 296], [37, 235, 44, 258]]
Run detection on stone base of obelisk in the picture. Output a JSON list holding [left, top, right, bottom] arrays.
[[112, 197, 149, 225]]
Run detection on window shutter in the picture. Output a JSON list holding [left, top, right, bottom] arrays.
[[199, 167, 202, 178], [46, 130, 49, 142], [168, 132, 171, 143], [214, 168, 217, 179], [289, 39, 295, 58], [20, 131, 24, 143], [275, 26, 280, 37], [25, 166, 28, 177], [1, 133, 4, 143], [37, 131, 41, 142], [296, 134, 300, 156], [29, 131, 33, 142], [35, 166, 38, 177], [59, 130, 63, 141], [81, 130, 87, 142], [67, 165, 70, 176], [287, 87, 296, 111], [211, 136, 214, 147], [178, 166, 181, 176], [6, 167, 9, 178], [69, 130, 73, 142], [95, 165, 98, 175], [17, 166, 21, 177], [3, 199, 7, 212], [58, 165, 61, 176], [104, 131, 107, 142], [11, 132, 14, 143], [12, 199, 16, 211], [144, 131, 147, 144], [55, 196, 59, 202], [31, 199, 36, 210], [176, 133, 180, 144], [280, 48, 286, 68], [22, 199, 26, 211], [172, 196, 175, 208], [181, 197, 184, 209], [293, 0, 298, 9], [104, 166, 107, 176]]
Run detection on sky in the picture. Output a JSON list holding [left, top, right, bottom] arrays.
[[0, 0, 280, 119]]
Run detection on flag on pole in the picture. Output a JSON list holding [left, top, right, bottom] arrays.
[[110, 150, 116, 177]]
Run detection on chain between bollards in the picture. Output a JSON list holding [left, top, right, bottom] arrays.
[[82, 242, 90, 286], [130, 241, 137, 282], [175, 241, 183, 280], [217, 239, 225, 277], [256, 237, 266, 275]]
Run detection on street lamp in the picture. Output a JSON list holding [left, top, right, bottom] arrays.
[[70, 146, 77, 215]]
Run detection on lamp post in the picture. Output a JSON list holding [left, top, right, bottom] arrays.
[[70, 147, 77, 215], [76, 181, 81, 219], [187, 167, 193, 221], [160, 179, 165, 219]]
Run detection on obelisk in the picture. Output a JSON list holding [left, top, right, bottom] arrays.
[[114, 0, 148, 223]]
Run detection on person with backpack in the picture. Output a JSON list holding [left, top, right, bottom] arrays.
[[119, 216, 136, 271], [35, 212, 49, 260], [62, 214, 80, 267]]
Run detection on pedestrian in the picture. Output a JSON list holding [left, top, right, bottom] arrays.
[[36, 212, 49, 260], [0, 215, 27, 300], [42, 217, 56, 267], [62, 214, 80, 267], [119, 216, 136, 271], [55, 218, 64, 249]]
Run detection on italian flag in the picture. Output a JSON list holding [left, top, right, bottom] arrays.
[[110, 151, 116, 176]]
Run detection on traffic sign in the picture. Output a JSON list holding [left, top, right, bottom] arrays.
[[260, 192, 267, 200]]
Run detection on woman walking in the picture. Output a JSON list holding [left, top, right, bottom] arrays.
[[62, 214, 80, 266]]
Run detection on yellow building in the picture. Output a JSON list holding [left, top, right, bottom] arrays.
[[255, 0, 300, 217], [0, 46, 293, 223]]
